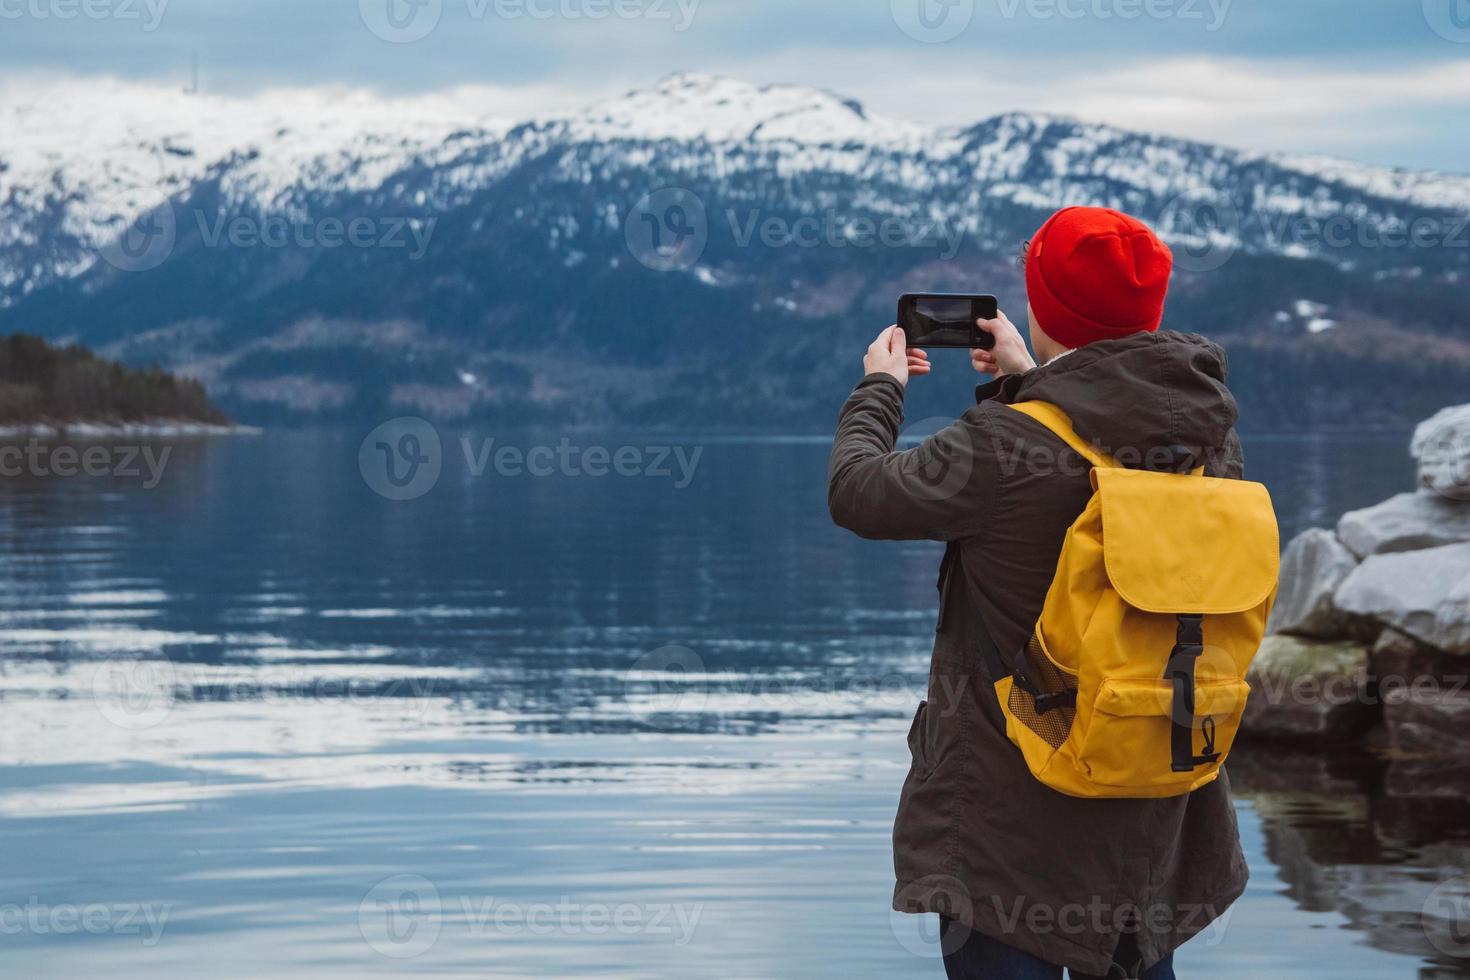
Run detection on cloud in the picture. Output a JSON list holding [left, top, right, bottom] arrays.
[[1, 0, 1468, 171], [1024, 57, 1470, 150], [702, 50, 1470, 170]]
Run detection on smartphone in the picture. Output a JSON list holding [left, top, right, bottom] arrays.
[[898, 293, 999, 349]]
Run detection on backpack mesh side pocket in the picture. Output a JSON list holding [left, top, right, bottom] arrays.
[[1005, 631, 1076, 750]]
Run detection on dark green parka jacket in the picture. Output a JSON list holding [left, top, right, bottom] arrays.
[[828, 331, 1249, 976]]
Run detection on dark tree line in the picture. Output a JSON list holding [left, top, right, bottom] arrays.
[[0, 334, 229, 425]]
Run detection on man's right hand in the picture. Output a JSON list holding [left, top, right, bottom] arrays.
[[864, 325, 931, 387], [973, 310, 1038, 378]]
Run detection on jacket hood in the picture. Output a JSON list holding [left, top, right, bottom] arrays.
[[978, 331, 1239, 469]]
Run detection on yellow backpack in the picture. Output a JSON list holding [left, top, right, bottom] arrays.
[[998, 401, 1280, 799]]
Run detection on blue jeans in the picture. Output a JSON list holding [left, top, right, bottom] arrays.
[[940, 919, 1176, 980]]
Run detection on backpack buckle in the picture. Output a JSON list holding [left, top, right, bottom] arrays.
[[1175, 613, 1204, 653], [1033, 689, 1078, 715], [1011, 668, 1077, 715]]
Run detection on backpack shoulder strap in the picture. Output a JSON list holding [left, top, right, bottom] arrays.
[[1006, 400, 1117, 470]]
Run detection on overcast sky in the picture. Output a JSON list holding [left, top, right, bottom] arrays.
[[4, 0, 1470, 172]]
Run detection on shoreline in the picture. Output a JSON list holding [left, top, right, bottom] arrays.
[[0, 420, 261, 439]]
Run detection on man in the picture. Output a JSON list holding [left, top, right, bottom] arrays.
[[828, 206, 1247, 979]]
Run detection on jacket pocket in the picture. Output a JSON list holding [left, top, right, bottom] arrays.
[[935, 543, 958, 634], [907, 700, 932, 780]]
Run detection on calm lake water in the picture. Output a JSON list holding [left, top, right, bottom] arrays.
[[2, 426, 1467, 978]]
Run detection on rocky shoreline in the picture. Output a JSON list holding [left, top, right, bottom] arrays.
[[1244, 403, 1470, 762]]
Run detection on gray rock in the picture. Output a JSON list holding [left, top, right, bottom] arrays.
[[1413, 404, 1470, 502], [1381, 682, 1470, 757], [1335, 543, 1470, 655], [1242, 635, 1373, 741], [1336, 492, 1470, 559], [1371, 628, 1470, 758], [1371, 627, 1454, 684], [1268, 528, 1359, 638]]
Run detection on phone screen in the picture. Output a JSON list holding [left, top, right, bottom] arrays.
[[899, 294, 998, 349]]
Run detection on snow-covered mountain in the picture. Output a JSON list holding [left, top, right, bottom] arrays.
[[2, 73, 1468, 427]]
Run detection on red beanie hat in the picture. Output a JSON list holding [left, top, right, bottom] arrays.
[[1025, 206, 1173, 350]]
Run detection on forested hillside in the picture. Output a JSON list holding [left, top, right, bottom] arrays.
[[0, 334, 229, 426]]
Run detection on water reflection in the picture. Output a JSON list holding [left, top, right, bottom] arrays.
[[1230, 748, 1470, 977], [0, 428, 1459, 977]]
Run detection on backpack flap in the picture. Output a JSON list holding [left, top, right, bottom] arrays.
[[1092, 467, 1280, 615]]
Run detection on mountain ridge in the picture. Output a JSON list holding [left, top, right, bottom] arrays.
[[1, 73, 1467, 428]]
